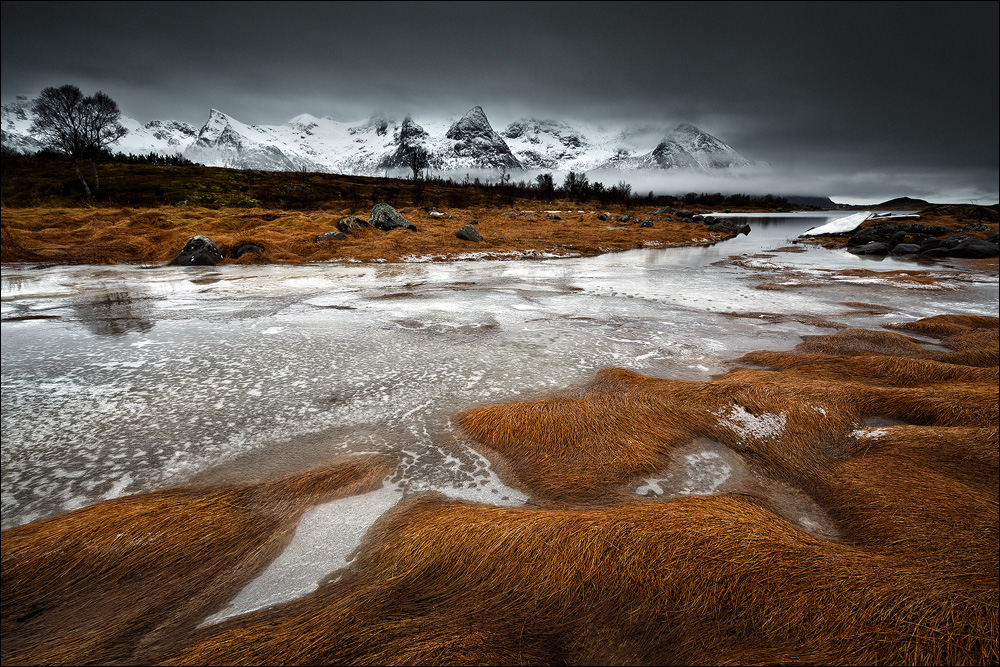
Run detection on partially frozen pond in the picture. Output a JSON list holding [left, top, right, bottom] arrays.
[[2, 211, 996, 617], [3, 211, 996, 530]]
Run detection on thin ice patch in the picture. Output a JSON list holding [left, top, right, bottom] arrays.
[[201, 481, 400, 626], [636, 450, 734, 497]]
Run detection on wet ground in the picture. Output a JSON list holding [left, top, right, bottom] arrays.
[[2, 211, 997, 619]]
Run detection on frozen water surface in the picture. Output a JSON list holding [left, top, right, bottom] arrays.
[[2, 212, 996, 617], [201, 481, 402, 626]]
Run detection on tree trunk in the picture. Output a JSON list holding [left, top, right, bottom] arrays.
[[73, 159, 93, 198], [91, 158, 100, 192]]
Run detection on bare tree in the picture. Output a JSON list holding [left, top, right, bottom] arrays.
[[562, 171, 590, 203], [30, 85, 128, 197], [401, 142, 430, 180], [535, 172, 555, 202]]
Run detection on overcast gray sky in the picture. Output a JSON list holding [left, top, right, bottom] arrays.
[[2, 1, 997, 204]]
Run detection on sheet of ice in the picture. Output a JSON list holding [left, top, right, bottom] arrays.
[[798, 212, 871, 236], [633, 439, 841, 540], [850, 427, 889, 440], [869, 214, 920, 221], [636, 449, 733, 497], [201, 481, 401, 626]]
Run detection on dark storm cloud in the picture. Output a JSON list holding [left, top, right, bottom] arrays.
[[2, 1, 997, 202]]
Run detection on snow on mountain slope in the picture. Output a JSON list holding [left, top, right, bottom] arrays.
[[116, 118, 198, 155], [501, 118, 668, 172], [1, 96, 44, 153], [599, 123, 756, 171], [2, 94, 760, 178]]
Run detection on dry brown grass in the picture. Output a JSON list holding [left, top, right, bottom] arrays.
[[0, 205, 728, 264], [166, 492, 996, 666], [1, 456, 393, 665], [2, 315, 997, 665]]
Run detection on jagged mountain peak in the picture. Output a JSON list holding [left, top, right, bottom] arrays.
[[399, 115, 427, 138], [462, 105, 489, 123], [206, 108, 234, 123], [446, 106, 496, 139], [441, 106, 522, 171], [669, 122, 702, 136], [288, 112, 322, 127], [646, 124, 754, 170]]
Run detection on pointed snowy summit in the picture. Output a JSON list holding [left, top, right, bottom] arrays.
[[659, 123, 754, 169], [445, 106, 522, 171]]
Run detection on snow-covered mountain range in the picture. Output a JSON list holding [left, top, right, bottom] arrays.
[[2, 95, 760, 177]]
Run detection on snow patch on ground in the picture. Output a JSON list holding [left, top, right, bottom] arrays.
[[799, 212, 871, 236], [713, 405, 786, 441]]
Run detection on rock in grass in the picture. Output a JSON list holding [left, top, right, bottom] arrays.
[[848, 242, 891, 256], [368, 203, 416, 231], [231, 243, 265, 258], [456, 224, 484, 242], [168, 235, 223, 266], [315, 231, 348, 242], [336, 216, 369, 233]]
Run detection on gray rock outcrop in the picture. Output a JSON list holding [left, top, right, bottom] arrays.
[[168, 236, 223, 266], [315, 231, 348, 242], [455, 225, 484, 242], [368, 203, 417, 231]]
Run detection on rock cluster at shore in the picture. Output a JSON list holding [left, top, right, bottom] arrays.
[[847, 221, 998, 258], [804, 205, 999, 260], [119, 202, 735, 267]]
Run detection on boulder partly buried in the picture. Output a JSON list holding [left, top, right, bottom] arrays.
[[456, 224, 484, 242], [315, 231, 348, 242], [369, 203, 416, 232], [943, 239, 1000, 258], [336, 216, 369, 233], [169, 235, 223, 266], [230, 243, 265, 259]]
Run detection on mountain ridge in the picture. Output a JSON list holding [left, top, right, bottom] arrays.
[[2, 95, 762, 178]]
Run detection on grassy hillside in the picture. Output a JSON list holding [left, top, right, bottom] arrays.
[[0, 152, 809, 212]]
